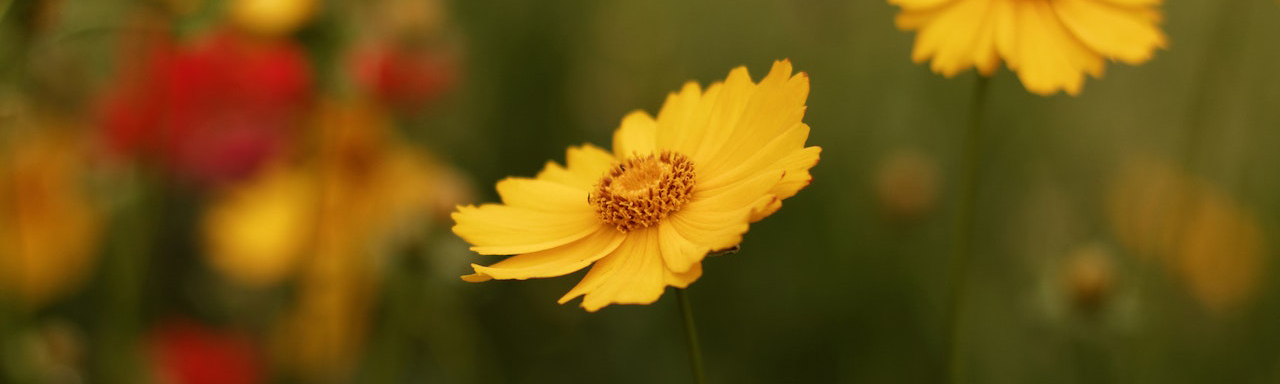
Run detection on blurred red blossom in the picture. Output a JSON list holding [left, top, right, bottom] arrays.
[[353, 43, 457, 112], [99, 29, 312, 187], [149, 319, 263, 384]]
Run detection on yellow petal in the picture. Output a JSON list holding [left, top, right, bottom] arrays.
[[558, 227, 667, 312], [495, 177, 589, 211], [534, 144, 616, 190], [768, 146, 822, 200], [664, 260, 703, 288], [658, 220, 709, 273], [699, 123, 810, 192], [452, 204, 601, 255], [654, 81, 712, 157], [696, 61, 809, 178], [613, 111, 657, 158], [1011, 0, 1104, 96], [1053, 0, 1166, 64], [910, 0, 998, 77], [462, 226, 624, 282]]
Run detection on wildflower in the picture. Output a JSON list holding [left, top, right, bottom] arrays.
[[454, 60, 820, 311], [1107, 157, 1265, 313], [890, 0, 1167, 95], [98, 29, 312, 187], [201, 165, 315, 288], [149, 319, 263, 384], [229, 0, 317, 37], [0, 128, 101, 309]]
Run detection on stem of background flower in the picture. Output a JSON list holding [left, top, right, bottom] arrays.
[[676, 288, 707, 384], [94, 172, 155, 383], [945, 75, 990, 384]]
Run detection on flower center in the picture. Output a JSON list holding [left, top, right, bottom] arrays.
[[589, 151, 696, 232]]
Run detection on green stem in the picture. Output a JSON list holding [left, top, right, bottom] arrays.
[[676, 288, 706, 384], [945, 75, 990, 384]]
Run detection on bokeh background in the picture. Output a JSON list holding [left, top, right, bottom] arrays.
[[1, 0, 1278, 383]]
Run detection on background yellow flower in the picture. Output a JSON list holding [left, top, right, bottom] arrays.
[[891, 0, 1167, 95]]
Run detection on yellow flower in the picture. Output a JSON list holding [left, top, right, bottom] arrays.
[[891, 0, 1167, 95], [201, 165, 316, 288], [454, 60, 820, 311], [1107, 156, 1266, 313], [229, 0, 317, 37], [0, 129, 101, 309]]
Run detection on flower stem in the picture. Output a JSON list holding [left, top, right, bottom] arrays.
[[946, 75, 990, 384], [676, 288, 707, 384]]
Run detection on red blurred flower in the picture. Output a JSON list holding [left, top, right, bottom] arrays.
[[354, 43, 457, 112], [149, 319, 263, 384], [100, 29, 312, 187]]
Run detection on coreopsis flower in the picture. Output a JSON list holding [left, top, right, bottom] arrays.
[[99, 29, 312, 186], [0, 128, 102, 309], [454, 60, 820, 311], [891, 0, 1167, 95]]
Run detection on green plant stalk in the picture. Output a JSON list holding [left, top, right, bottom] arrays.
[[676, 288, 707, 384], [945, 75, 990, 384]]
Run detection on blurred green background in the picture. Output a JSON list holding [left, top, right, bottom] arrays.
[[0, 0, 1278, 383]]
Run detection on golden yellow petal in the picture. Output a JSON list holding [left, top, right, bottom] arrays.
[[558, 227, 667, 312], [1053, 0, 1166, 64], [462, 225, 624, 282], [1011, 0, 1104, 96], [613, 111, 658, 158], [906, 0, 994, 76], [664, 260, 703, 288], [533, 144, 616, 190], [768, 146, 822, 200], [654, 81, 711, 157], [452, 204, 600, 255], [657, 220, 709, 273], [699, 123, 811, 192], [696, 61, 809, 178], [495, 177, 589, 210]]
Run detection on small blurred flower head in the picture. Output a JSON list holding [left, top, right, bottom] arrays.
[[873, 148, 940, 221], [889, 0, 1167, 95], [1062, 243, 1115, 314]]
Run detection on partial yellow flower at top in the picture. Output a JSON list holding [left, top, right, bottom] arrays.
[[229, 0, 317, 37], [453, 60, 820, 312], [0, 129, 101, 309], [891, 0, 1167, 95]]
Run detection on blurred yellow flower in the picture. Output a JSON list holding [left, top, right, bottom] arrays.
[[202, 165, 316, 288], [230, 0, 317, 37], [891, 0, 1167, 95], [0, 129, 101, 309], [1107, 157, 1266, 313], [267, 100, 470, 380], [454, 60, 820, 312]]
